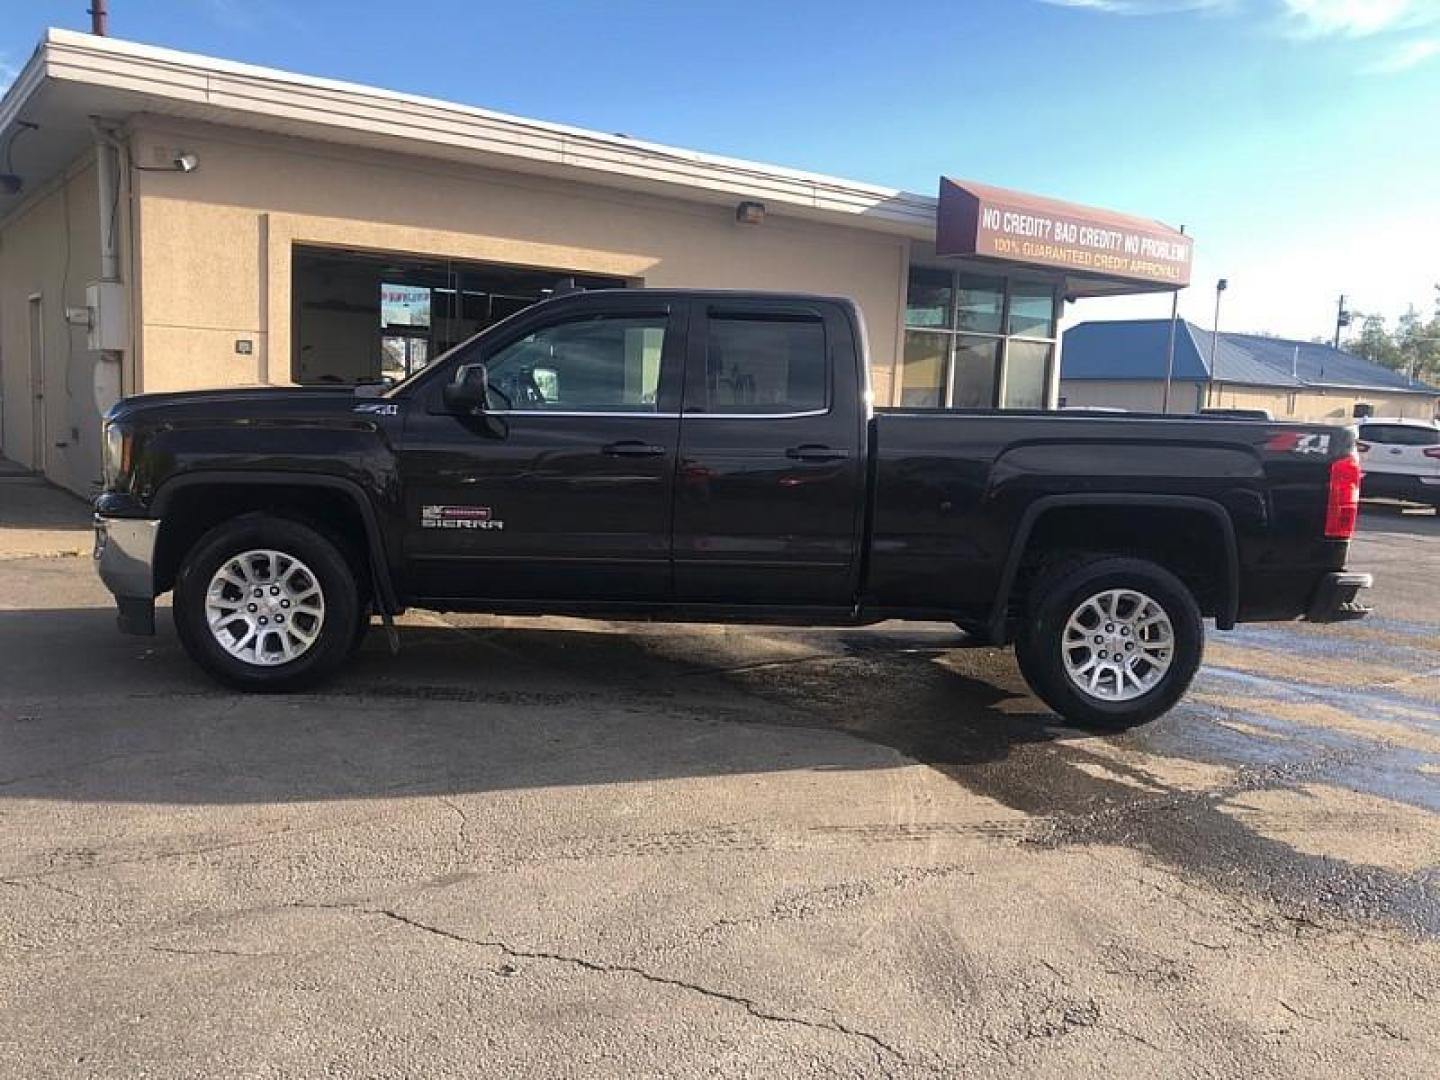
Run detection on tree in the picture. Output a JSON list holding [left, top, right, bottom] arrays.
[[1343, 287, 1440, 386]]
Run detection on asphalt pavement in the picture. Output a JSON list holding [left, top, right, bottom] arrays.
[[1, 476, 1436, 1078]]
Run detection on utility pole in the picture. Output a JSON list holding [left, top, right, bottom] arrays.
[[1207, 278, 1227, 406], [1162, 225, 1185, 414], [89, 1, 109, 36], [1333, 293, 1351, 349]]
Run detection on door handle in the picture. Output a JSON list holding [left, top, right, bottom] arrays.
[[785, 444, 848, 462], [603, 440, 667, 457]]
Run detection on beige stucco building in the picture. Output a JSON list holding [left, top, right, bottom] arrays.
[[2, 30, 1188, 495]]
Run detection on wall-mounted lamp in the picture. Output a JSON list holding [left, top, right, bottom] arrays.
[[136, 150, 200, 174], [1, 119, 40, 196], [735, 200, 766, 225]]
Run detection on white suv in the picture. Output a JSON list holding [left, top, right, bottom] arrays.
[[1356, 417, 1440, 508]]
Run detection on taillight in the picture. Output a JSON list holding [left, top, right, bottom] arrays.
[[1325, 452, 1361, 540], [1424, 447, 1440, 460]]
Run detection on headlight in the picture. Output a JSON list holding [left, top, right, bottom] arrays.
[[102, 422, 132, 489]]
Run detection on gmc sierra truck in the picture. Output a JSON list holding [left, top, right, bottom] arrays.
[[94, 289, 1372, 728]]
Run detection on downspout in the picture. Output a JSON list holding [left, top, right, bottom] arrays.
[[93, 121, 121, 282], [90, 119, 126, 414]]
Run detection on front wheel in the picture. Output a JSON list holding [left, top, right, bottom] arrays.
[[173, 514, 362, 691], [1014, 557, 1203, 730]]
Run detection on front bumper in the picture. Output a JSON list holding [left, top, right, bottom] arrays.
[[1305, 571, 1373, 623], [93, 514, 160, 635]]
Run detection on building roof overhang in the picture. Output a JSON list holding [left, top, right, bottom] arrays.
[[1, 29, 938, 236], [0, 30, 1189, 301]]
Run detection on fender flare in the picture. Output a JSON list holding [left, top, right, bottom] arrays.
[[151, 470, 399, 616], [986, 493, 1239, 642]]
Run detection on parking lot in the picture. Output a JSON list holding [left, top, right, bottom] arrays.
[[1, 475, 1437, 1078]]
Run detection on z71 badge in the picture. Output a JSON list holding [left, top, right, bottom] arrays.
[[1266, 431, 1331, 455], [421, 505, 505, 530]]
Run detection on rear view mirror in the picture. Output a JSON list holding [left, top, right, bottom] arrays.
[[443, 362, 490, 414]]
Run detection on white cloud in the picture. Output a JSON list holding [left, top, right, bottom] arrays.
[[1044, 0, 1440, 32], [1279, 0, 1440, 37], [1039, 1, 1440, 74], [1370, 36, 1440, 69], [0, 57, 17, 96], [1040, 0, 1231, 12]]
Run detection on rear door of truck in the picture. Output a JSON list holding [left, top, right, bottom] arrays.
[[671, 297, 868, 607]]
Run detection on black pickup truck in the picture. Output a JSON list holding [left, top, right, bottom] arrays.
[[94, 289, 1371, 728]]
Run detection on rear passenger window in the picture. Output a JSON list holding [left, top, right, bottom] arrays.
[[704, 314, 827, 414], [1361, 424, 1440, 446]]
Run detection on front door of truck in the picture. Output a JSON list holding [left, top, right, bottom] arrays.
[[398, 297, 684, 602], [672, 299, 867, 607]]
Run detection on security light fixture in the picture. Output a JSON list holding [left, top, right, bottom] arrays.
[[1, 119, 40, 195], [135, 150, 200, 174], [735, 200, 766, 225]]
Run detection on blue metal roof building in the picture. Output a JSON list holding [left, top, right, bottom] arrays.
[[1059, 319, 1438, 418]]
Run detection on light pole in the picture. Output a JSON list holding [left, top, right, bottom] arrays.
[[1162, 225, 1186, 414], [1208, 278, 1227, 406]]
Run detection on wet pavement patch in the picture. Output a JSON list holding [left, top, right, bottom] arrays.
[[666, 612, 1440, 939]]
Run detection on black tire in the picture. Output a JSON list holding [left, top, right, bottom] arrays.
[[1014, 556, 1203, 730], [173, 513, 362, 692]]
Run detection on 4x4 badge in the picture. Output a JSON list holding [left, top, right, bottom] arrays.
[[353, 402, 399, 416]]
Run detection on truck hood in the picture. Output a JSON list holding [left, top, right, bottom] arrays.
[[106, 385, 383, 425]]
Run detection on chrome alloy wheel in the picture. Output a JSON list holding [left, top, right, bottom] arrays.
[[1061, 588, 1174, 702], [204, 549, 326, 666]]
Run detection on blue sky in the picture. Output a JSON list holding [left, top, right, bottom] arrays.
[[2, 0, 1437, 339]]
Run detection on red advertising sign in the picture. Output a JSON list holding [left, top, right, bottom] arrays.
[[936, 178, 1192, 288]]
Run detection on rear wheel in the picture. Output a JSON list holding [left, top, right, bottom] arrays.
[[1015, 557, 1203, 730], [173, 514, 362, 691]]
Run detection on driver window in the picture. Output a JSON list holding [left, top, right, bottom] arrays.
[[483, 315, 666, 412]]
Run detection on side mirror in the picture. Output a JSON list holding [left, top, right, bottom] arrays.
[[443, 362, 490, 414]]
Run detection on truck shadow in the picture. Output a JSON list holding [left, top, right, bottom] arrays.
[[0, 607, 1081, 811], [5, 605, 1438, 935]]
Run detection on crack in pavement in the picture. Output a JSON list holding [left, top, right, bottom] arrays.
[[149, 944, 279, 959], [1, 877, 84, 902], [296, 901, 913, 1074], [437, 796, 473, 859]]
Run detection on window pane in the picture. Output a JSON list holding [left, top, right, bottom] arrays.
[[706, 316, 826, 413], [950, 335, 1000, 408], [1008, 281, 1056, 338], [1384, 425, 1440, 446], [901, 331, 948, 407], [905, 267, 952, 328], [485, 315, 664, 411], [955, 274, 1004, 334], [1003, 340, 1052, 409]]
